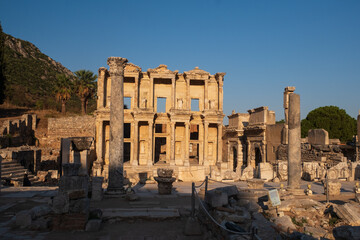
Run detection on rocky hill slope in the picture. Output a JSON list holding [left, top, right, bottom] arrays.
[[1, 31, 73, 108]]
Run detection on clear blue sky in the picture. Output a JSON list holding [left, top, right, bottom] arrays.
[[1, 0, 359, 122]]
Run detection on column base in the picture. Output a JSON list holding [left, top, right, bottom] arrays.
[[286, 188, 305, 196]]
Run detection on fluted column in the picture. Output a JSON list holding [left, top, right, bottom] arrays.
[[172, 77, 176, 109], [170, 122, 175, 166], [97, 68, 107, 109], [237, 140, 243, 169], [204, 80, 208, 110], [184, 122, 190, 167], [150, 77, 154, 109], [131, 120, 139, 166], [134, 76, 139, 109], [107, 57, 128, 193], [203, 122, 209, 166], [186, 78, 190, 110], [95, 120, 104, 164], [217, 124, 222, 164], [148, 121, 153, 166]]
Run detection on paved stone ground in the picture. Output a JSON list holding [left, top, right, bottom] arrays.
[[0, 180, 358, 239]]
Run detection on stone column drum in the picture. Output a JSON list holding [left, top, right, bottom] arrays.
[[287, 93, 301, 189], [107, 57, 128, 193]]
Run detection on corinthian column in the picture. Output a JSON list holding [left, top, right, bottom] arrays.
[[107, 57, 128, 193]]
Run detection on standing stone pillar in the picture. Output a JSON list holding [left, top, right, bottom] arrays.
[[170, 122, 176, 166], [287, 93, 301, 189], [203, 122, 209, 166], [131, 120, 139, 166], [217, 124, 223, 164], [237, 140, 243, 169], [283, 87, 296, 144], [184, 122, 190, 167], [107, 57, 128, 193], [148, 121, 153, 166]]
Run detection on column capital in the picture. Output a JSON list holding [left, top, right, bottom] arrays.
[[107, 57, 128, 76]]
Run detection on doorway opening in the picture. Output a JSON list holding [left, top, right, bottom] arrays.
[[154, 137, 166, 164]]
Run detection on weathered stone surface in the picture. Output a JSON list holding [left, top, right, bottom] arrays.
[[52, 213, 88, 230], [68, 189, 87, 200], [205, 190, 228, 208], [184, 217, 202, 236], [107, 57, 128, 192], [69, 198, 90, 214], [288, 93, 301, 189], [273, 215, 297, 233], [304, 226, 327, 239], [259, 162, 274, 181], [277, 161, 288, 181], [333, 203, 360, 226], [91, 176, 103, 201], [62, 163, 81, 177], [16, 210, 32, 227], [302, 162, 325, 181], [327, 181, 341, 196], [213, 186, 239, 197], [308, 129, 329, 146], [240, 165, 254, 180], [30, 205, 52, 218], [247, 179, 265, 189], [333, 226, 360, 240], [85, 219, 102, 232], [59, 175, 89, 194], [51, 193, 69, 214], [29, 217, 50, 230]]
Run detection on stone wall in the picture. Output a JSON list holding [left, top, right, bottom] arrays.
[[0, 114, 37, 148], [266, 124, 284, 164], [47, 116, 95, 149]]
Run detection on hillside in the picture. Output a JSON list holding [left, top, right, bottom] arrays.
[[0, 31, 74, 109]]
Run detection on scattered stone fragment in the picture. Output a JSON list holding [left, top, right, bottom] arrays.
[[273, 215, 297, 233], [85, 219, 102, 232], [333, 226, 360, 240]]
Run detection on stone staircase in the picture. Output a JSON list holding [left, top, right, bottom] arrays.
[[1, 160, 40, 186]]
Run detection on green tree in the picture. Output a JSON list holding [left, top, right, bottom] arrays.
[[54, 74, 73, 114], [0, 22, 5, 104], [74, 70, 97, 115], [301, 106, 356, 143]]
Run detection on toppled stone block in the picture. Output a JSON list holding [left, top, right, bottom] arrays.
[[247, 179, 265, 189], [205, 190, 228, 208], [333, 226, 360, 240], [59, 175, 89, 194], [85, 219, 102, 232], [30, 205, 52, 218], [273, 215, 296, 233], [333, 203, 360, 226], [62, 163, 81, 177], [69, 198, 90, 214], [304, 226, 328, 239], [327, 181, 341, 196], [213, 186, 239, 197], [68, 189, 87, 200], [259, 162, 274, 181], [16, 210, 33, 228], [91, 177, 103, 201], [29, 217, 50, 230], [184, 217, 202, 236], [308, 129, 329, 146], [240, 165, 254, 180], [52, 213, 87, 230], [51, 193, 69, 214]]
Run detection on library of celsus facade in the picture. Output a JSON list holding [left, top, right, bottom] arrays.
[[95, 63, 225, 181]]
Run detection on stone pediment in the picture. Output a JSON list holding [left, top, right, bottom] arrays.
[[147, 64, 175, 74], [125, 63, 142, 73], [184, 67, 210, 79]]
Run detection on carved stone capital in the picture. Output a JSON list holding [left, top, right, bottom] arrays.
[[107, 57, 128, 76]]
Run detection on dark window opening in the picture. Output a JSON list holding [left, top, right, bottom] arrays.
[[124, 123, 131, 138], [124, 142, 130, 162], [190, 124, 199, 140], [155, 124, 166, 133]]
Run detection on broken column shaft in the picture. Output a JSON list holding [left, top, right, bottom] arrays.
[[107, 57, 128, 193], [287, 93, 301, 189]]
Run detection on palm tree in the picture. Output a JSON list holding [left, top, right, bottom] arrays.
[[74, 70, 97, 115], [54, 74, 73, 114]]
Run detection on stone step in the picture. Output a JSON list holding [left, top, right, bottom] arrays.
[[102, 208, 180, 220], [2, 167, 29, 174], [1, 166, 25, 172]]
